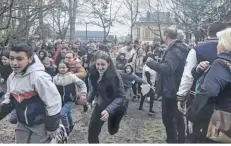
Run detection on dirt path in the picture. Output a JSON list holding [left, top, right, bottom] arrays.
[[0, 99, 166, 143]]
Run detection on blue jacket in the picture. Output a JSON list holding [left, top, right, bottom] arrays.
[[118, 63, 147, 89], [147, 40, 189, 98], [187, 53, 231, 122]]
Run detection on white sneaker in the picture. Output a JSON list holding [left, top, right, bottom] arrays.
[[50, 124, 68, 143]]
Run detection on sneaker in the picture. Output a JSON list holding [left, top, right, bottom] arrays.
[[148, 110, 156, 115], [157, 96, 162, 101], [50, 124, 68, 143], [132, 96, 137, 101], [69, 123, 75, 134], [138, 107, 143, 110]]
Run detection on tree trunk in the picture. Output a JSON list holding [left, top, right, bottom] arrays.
[[130, 4, 133, 42], [69, 0, 77, 44], [39, 0, 44, 43]]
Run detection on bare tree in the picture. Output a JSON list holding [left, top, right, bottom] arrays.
[[164, 0, 231, 42], [144, 0, 172, 41], [123, 0, 139, 42], [69, 0, 78, 44], [86, 0, 123, 42]]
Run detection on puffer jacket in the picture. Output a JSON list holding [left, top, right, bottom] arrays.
[[53, 72, 87, 105], [68, 59, 87, 79], [0, 55, 61, 131]]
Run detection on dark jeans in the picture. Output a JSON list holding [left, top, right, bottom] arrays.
[[139, 88, 154, 111], [88, 106, 105, 143], [88, 105, 124, 143], [162, 98, 185, 143]]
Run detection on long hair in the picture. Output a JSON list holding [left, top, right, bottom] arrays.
[[89, 52, 118, 83]]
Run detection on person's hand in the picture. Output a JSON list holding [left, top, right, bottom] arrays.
[[188, 121, 193, 134], [85, 102, 92, 113], [0, 78, 4, 83], [177, 101, 186, 115], [100, 110, 109, 121], [196, 61, 209, 72], [78, 94, 87, 105], [146, 57, 154, 62]]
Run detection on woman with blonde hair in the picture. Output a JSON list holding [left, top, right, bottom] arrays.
[[187, 28, 231, 143]]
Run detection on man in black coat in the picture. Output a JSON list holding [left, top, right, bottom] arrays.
[[146, 27, 189, 143]]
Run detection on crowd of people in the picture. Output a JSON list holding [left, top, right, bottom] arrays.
[[0, 21, 231, 144]]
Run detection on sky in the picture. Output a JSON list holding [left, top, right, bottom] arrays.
[[75, 0, 168, 37]]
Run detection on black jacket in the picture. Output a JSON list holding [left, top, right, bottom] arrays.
[[88, 65, 126, 115], [147, 40, 189, 98]]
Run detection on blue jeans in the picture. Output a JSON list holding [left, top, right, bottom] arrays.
[[60, 102, 74, 131]]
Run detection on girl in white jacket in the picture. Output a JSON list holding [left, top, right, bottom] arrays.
[[139, 56, 157, 115]]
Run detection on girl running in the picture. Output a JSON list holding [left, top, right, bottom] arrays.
[[53, 60, 87, 135]]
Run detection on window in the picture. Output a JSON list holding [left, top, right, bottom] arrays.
[[145, 28, 151, 39], [137, 28, 140, 39]]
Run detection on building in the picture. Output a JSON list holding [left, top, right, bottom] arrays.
[[132, 11, 173, 43], [75, 30, 115, 42]]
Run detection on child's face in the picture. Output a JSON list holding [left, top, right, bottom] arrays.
[[44, 62, 51, 68], [120, 54, 125, 60], [125, 66, 132, 74], [39, 52, 45, 58], [58, 63, 68, 74], [9, 51, 33, 73], [48, 52, 52, 58], [1, 56, 9, 65]]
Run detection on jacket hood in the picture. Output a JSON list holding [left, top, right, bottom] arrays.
[[124, 63, 134, 74], [23, 54, 45, 76], [171, 40, 190, 55], [218, 52, 231, 62], [116, 52, 126, 60]]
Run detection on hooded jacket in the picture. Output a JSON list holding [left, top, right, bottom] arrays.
[[116, 53, 127, 70], [118, 63, 147, 89], [0, 55, 61, 131], [53, 72, 87, 105], [147, 40, 189, 98], [68, 59, 87, 79], [143, 64, 157, 86]]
